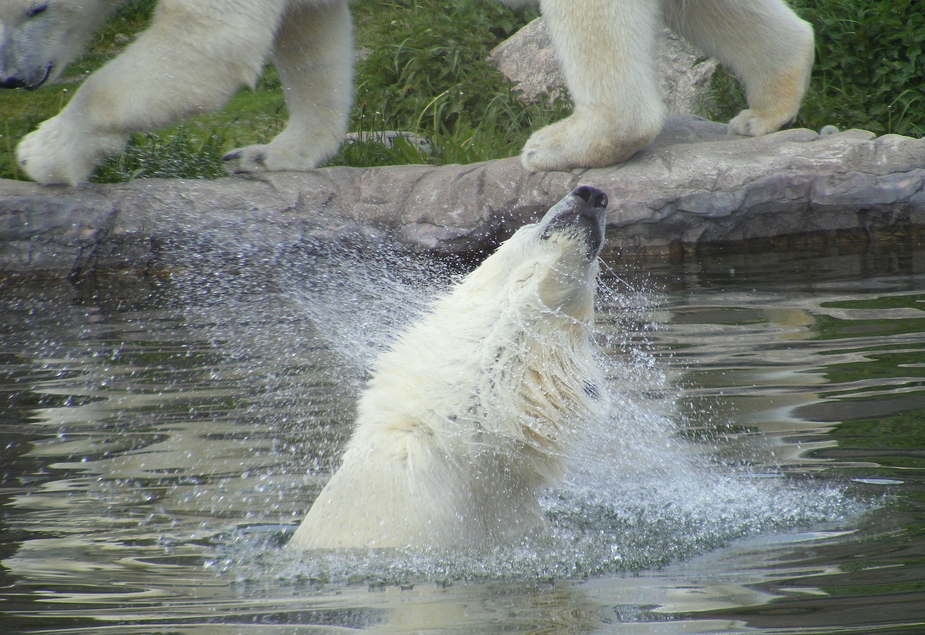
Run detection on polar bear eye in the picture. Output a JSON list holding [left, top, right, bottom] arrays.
[[27, 4, 49, 18]]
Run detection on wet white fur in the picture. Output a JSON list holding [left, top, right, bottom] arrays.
[[290, 207, 607, 549]]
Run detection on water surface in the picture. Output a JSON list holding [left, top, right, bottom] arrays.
[[2, 245, 925, 633]]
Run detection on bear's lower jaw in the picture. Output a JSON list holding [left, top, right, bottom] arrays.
[[26, 65, 53, 91]]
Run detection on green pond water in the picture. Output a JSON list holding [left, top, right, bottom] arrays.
[[2, 244, 924, 634]]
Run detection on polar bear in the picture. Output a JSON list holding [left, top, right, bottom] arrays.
[[0, 0, 811, 184], [1, 0, 353, 185], [522, 0, 814, 170], [289, 186, 610, 550]]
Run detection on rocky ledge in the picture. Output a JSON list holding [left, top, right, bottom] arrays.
[[2, 116, 925, 277]]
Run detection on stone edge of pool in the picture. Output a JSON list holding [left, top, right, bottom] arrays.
[[3, 115, 925, 277]]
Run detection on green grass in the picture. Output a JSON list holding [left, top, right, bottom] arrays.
[[1, 0, 922, 183], [801, 0, 925, 137]]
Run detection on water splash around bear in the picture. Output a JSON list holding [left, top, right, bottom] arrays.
[[187, 190, 862, 584]]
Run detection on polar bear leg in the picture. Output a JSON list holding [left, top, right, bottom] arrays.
[[520, 0, 666, 172], [222, 0, 353, 174], [664, 0, 814, 136], [17, 0, 288, 185]]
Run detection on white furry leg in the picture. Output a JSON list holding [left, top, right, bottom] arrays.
[[521, 0, 665, 172], [665, 0, 814, 136], [16, 0, 286, 185], [223, 0, 353, 174]]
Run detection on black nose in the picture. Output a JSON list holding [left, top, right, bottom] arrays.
[[0, 77, 28, 89], [572, 186, 608, 209]]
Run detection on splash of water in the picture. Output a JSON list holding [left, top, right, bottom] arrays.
[[185, 237, 864, 587]]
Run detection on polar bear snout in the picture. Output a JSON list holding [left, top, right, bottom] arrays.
[[540, 186, 608, 256], [0, 63, 50, 90], [574, 185, 608, 210]]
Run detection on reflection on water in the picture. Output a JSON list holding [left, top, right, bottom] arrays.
[[2, 245, 925, 633]]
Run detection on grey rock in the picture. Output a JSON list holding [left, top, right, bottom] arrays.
[[488, 18, 567, 103], [488, 18, 717, 115], [2, 115, 925, 276]]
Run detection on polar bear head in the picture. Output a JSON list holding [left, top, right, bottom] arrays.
[[462, 184, 608, 324], [0, 1, 115, 89], [402, 185, 611, 483]]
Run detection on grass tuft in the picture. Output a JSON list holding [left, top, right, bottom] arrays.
[[791, 0, 925, 137], [90, 126, 230, 182]]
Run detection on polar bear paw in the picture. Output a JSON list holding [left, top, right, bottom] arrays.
[[17, 115, 126, 186], [728, 108, 795, 137], [520, 112, 661, 172], [222, 135, 342, 174], [222, 144, 277, 173]]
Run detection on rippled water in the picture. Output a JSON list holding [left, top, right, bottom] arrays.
[[2, 244, 925, 633]]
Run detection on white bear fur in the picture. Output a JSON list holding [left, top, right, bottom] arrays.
[[1, 0, 811, 183], [2, 0, 353, 185], [519, 0, 814, 170], [289, 188, 610, 550]]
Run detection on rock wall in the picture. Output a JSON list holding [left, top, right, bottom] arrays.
[[489, 18, 716, 116], [2, 116, 925, 276]]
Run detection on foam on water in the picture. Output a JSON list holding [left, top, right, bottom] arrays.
[[189, 237, 865, 587]]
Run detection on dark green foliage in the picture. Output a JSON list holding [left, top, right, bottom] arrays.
[[344, 0, 568, 166], [351, 0, 536, 134], [715, 0, 925, 138], [793, 0, 925, 137], [327, 134, 430, 168]]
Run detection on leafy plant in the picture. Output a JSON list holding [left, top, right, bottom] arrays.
[[797, 0, 925, 137], [90, 125, 229, 182], [344, 0, 569, 166]]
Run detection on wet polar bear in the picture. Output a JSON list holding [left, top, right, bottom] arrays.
[[0, 0, 812, 184], [290, 186, 610, 549]]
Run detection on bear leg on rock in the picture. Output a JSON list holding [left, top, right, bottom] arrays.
[[16, 0, 291, 185], [664, 0, 814, 137], [521, 0, 813, 171], [521, 0, 666, 172], [222, 0, 354, 174]]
